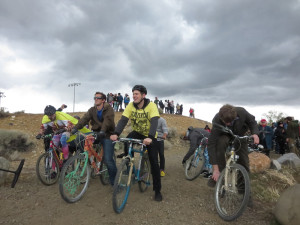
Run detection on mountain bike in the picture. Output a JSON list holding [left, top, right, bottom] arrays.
[[36, 131, 70, 185], [59, 132, 111, 203], [112, 138, 151, 214], [213, 124, 252, 221], [184, 137, 207, 180]]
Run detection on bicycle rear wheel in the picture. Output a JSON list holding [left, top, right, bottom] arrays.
[[185, 152, 204, 180], [112, 158, 131, 213], [215, 163, 250, 221], [36, 152, 60, 185], [59, 154, 90, 203], [138, 155, 150, 192]]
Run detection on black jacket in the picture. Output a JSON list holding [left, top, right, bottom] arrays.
[[207, 107, 259, 165]]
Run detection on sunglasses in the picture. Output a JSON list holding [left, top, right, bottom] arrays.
[[94, 97, 104, 100]]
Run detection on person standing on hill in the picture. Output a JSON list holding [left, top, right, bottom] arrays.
[[110, 85, 163, 201], [117, 93, 123, 111], [124, 94, 130, 108], [258, 119, 273, 157], [274, 121, 286, 155]]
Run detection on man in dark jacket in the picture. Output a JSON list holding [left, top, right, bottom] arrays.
[[207, 104, 259, 186], [286, 116, 300, 156], [73, 92, 117, 185]]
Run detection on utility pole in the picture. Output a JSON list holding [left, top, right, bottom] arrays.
[[68, 83, 81, 112], [0, 91, 5, 111]]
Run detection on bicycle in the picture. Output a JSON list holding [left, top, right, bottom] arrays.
[[59, 132, 111, 203], [112, 138, 151, 214], [36, 131, 71, 186], [213, 124, 253, 221], [184, 137, 207, 180]]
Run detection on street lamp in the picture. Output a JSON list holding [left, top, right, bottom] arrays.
[[68, 83, 81, 112], [0, 91, 6, 111]]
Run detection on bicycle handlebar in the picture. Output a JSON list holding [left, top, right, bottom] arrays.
[[212, 123, 253, 142], [115, 138, 144, 145]]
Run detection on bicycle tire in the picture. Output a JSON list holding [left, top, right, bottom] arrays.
[[138, 155, 150, 192], [59, 154, 90, 203], [184, 152, 204, 181], [36, 152, 60, 185], [99, 163, 110, 185], [112, 158, 131, 213], [214, 163, 250, 221]]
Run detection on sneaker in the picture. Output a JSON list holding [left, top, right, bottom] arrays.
[[203, 173, 212, 179], [200, 169, 208, 176], [160, 170, 165, 177], [207, 178, 216, 188], [154, 191, 163, 201]]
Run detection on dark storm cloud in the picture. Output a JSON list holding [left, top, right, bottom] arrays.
[[1, 0, 300, 107]]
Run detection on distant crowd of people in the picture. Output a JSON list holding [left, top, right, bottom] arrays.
[[258, 117, 300, 156], [105, 93, 187, 116]]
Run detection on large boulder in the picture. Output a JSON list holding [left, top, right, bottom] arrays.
[[249, 152, 271, 173], [276, 153, 300, 169], [274, 184, 300, 225], [0, 157, 10, 185]]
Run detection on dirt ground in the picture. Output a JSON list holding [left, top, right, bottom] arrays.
[[0, 113, 275, 225]]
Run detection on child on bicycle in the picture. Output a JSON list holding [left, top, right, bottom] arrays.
[[37, 105, 90, 161]]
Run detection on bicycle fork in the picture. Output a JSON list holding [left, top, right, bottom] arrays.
[[224, 151, 239, 193]]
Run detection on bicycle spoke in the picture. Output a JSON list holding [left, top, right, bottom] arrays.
[[59, 154, 90, 203]]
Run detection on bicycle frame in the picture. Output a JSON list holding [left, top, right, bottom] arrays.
[[124, 140, 148, 185], [72, 132, 105, 177]]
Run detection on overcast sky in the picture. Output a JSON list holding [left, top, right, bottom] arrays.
[[1, 0, 300, 122]]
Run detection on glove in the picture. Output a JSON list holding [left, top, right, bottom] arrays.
[[71, 128, 78, 135], [97, 131, 106, 139], [36, 134, 42, 139]]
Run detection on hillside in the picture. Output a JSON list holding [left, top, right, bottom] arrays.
[[0, 112, 280, 225]]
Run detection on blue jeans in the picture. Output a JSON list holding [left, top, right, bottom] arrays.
[[99, 138, 117, 185]]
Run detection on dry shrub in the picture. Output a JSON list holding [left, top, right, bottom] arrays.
[[167, 127, 177, 139], [0, 109, 10, 118], [251, 168, 296, 202], [0, 129, 34, 160]]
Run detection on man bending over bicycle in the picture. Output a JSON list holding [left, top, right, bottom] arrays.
[[110, 85, 163, 202], [207, 104, 259, 187], [72, 92, 117, 186], [37, 105, 90, 161], [181, 126, 212, 178]]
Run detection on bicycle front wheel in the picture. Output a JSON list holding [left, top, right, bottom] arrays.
[[185, 153, 204, 180], [112, 158, 131, 213], [36, 152, 60, 185], [214, 163, 250, 221], [99, 162, 110, 185], [59, 154, 90, 203], [138, 155, 150, 192]]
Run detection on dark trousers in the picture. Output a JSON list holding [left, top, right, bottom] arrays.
[[157, 140, 165, 170], [215, 135, 249, 173], [125, 131, 161, 192]]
